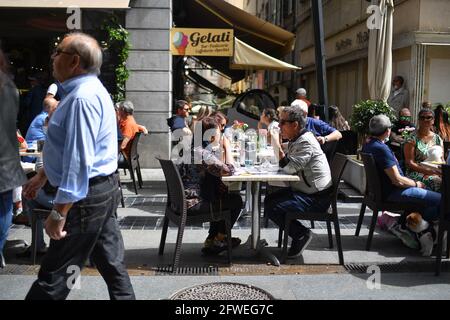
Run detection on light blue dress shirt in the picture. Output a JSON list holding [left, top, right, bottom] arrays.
[[43, 74, 118, 204]]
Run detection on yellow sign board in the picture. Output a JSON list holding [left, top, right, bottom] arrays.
[[170, 28, 234, 57]]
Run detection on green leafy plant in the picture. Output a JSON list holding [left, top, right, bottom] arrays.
[[102, 15, 131, 102], [350, 100, 397, 136]]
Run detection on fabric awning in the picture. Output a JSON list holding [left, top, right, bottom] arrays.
[[186, 69, 228, 95], [0, 0, 130, 8], [231, 38, 301, 71], [176, 0, 296, 58]]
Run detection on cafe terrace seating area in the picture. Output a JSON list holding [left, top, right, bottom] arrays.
[[7, 154, 450, 276]]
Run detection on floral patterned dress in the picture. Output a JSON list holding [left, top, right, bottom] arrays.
[[405, 132, 443, 191]]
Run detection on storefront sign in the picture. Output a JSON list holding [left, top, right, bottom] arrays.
[[170, 28, 234, 56]]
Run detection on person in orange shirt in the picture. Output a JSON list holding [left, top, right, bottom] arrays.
[[117, 101, 148, 162]]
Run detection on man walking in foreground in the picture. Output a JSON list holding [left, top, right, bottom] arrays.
[[23, 32, 135, 300]]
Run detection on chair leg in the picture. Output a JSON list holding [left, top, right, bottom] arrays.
[[333, 217, 344, 265], [435, 224, 445, 276], [310, 221, 315, 229], [281, 217, 291, 264], [446, 230, 449, 259], [326, 220, 333, 249], [355, 203, 366, 236], [31, 212, 37, 265], [225, 218, 232, 265], [118, 178, 125, 208], [277, 226, 283, 248], [136, 160, 143, 189], [129, 166, 138, 195], [366, 208, 379, 251], [158, 216, 169, 256], [172, 224, 185, 272]]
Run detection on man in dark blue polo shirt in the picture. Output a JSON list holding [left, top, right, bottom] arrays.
[[362, 114, 440, 222]]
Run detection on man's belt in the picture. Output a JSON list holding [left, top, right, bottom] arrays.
[[88, 173, 114, 186]]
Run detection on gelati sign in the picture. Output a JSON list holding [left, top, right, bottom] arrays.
[[170, 28, 234, 57]]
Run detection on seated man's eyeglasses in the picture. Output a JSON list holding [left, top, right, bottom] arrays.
[[279, 119, 295, 126]]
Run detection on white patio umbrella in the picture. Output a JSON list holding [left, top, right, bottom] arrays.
[[368, 0, 395, 102]]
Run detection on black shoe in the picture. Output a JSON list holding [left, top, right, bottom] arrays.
[[16, 246, 47, 258], [288, 231, 313, 258]]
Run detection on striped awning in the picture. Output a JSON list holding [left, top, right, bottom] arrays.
[[0, 0, 130, 8]]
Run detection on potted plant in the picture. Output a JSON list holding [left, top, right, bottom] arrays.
[[343, 100, 396, 195], [350, 100, 397, 154]]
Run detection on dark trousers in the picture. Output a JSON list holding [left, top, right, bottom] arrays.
[[265, 188, 331, 240], [25, 173, 135, 300], [188, 193, 242, 238]]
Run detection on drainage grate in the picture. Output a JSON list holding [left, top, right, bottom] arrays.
[[344, 261, 450, 273], [156, 265, 219, 276], [0, 264, 40, 275], [169, 282, 275, 300]]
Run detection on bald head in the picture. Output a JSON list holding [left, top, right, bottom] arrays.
[[64, 32, 103, 75], [399, 108, 411, 117]]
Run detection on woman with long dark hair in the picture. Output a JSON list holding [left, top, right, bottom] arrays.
[[329, 105, 351, 131], [434, 104, 450, 142]]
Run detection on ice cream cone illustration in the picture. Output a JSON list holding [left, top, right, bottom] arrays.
[[172, 31, 189, 55]]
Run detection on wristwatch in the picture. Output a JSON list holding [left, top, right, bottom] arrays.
[[50, 209, 66, 222], [324, 136, 328, 143]]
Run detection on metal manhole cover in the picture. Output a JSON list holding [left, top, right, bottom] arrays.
[[169, 282, 275, 300]]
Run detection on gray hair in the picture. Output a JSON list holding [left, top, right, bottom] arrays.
[[296, 88, 307, 97], [282, 106, 307, 129], [64, 32, 102, 75], [369, 114, 392, 136], [118, 100, 134, 115]]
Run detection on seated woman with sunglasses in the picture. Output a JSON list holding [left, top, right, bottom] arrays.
[[404, 108, 444, 192]]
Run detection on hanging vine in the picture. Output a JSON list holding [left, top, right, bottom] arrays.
[[102, 15, 131, 102]]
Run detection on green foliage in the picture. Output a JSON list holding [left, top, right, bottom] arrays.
[[350, 100, 397, 135], [102, 15, 131, 103]]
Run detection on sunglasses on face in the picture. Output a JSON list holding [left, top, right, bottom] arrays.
[[419, 116, 434, 121], [52, 48, 77, 57], [399, 116, 411, 121]]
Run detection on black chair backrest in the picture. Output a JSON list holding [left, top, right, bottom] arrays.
[[321, 140, 338, 164], [330, 153, 349, 200], [444, 141, 450, 161], [441, 164, 450, 220], [360, 152, 383, 202], [335, 130, 358, 155], [129, 132, 142, 161], [157, 158, 186, 215]]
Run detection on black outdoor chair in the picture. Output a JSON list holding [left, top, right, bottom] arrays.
[[444, 141, 450, 161], [355, 153, 425, 251], [321, 140, 338, 164], [157, 158, 234, 271], [30, 208, 51, 265], [435, 164, 450, 276], [335, 130, 358, 155], [118, 132, 143, 194], [277, 153, 349, 264]]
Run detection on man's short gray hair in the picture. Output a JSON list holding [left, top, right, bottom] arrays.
[[369, 114, 392, 136], [65, 32, 102, 75], [282, 107, 307, 129], [296, 88, 307, 97], [118, 100, 134, 115]]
